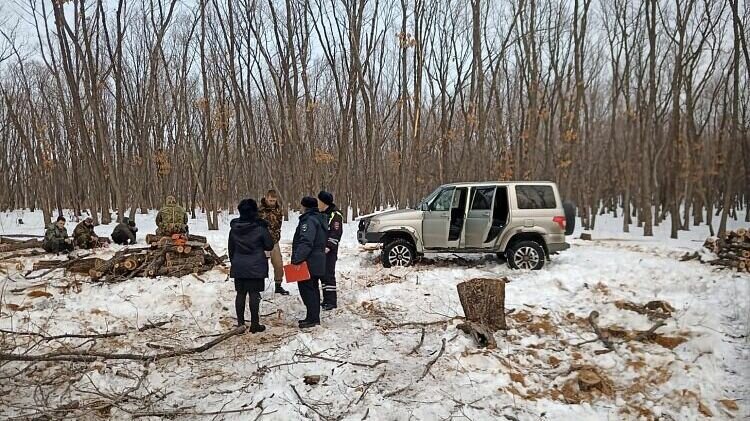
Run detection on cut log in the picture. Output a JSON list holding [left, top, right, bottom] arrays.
[[0, 239, 44, 253], [577, 369, 602, 392], [456, 278, 507, 331], [580, 233, 593, 241]]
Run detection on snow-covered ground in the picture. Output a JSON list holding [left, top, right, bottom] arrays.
[[0, 208, 748, 420]]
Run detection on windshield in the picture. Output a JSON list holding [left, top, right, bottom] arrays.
[[413, 186, 443, 209]]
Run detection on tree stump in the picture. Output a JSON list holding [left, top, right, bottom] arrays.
[[577, 369, 602, 392], [456, 278, 507, 331]]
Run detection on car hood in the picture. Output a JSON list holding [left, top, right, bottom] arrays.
[[366, 208, 423, 222]]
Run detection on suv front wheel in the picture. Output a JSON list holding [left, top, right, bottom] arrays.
[[506, 241, 546, 270], [382, 239, 416, 268]]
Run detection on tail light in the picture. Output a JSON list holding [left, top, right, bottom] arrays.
[[553, 216, 566, 231]]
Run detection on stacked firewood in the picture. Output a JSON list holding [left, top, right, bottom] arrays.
[[82, 234, 224, 282], [26, 234, 224, 282], [703, 228, 750, 272]]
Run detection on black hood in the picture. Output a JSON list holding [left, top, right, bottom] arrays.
[[230, 217, 267, 234]]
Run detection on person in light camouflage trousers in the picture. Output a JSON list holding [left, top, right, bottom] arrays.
[[155, 195, 188, 236], [73, 217, 100, 249], [44, 216, 74, 253], [258, 190, 289, 295]]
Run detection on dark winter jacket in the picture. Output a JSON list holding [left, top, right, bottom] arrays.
[[322, 204, 343, 254], [228, 215, 274, 279], [111, 221, 137, 245], [291, 208, 328, 277], [258, 198, 283, 244]]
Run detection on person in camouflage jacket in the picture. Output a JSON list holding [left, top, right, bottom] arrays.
[[258, 190, 289, 295], [73, 217, 100, 249], [155, 195, 188, 236], [44, 216, 74, 253]]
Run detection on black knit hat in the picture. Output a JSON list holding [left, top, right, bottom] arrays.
[[317, 191, 334, 206], [238, 198, 259, 219], [301, 196, 318, 209]]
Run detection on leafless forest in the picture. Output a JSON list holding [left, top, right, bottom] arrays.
[[0, 0, 747, 237]]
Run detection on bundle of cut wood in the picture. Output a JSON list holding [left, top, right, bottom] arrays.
[[703, 228, 750, 272]]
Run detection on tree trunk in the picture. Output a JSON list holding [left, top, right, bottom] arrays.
[[456, 278, 506, 331]]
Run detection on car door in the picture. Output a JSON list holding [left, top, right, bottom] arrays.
[[463, 186, 496, 248], [422, 187, 455, 249]]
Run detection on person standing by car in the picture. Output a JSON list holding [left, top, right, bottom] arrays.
[[317, 191, 343, 310], [258, 189, 289, 295], [228, 198, 274, 333], [291, 196, 328, 329]]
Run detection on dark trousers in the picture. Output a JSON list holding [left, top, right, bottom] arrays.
[[298, 276, 321, 323], [321, 253, 338, 306], [235, 278, 264, 325]]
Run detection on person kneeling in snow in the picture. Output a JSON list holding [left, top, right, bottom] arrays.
[[228, 198, 274, 333], [73, 217, 102, 249], [111, 217, 138, 245], [43, 216, 74, 254]]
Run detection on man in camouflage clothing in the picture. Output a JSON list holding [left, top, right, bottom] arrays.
[[155, 195, 188, 236], [44, 216, 74, 253], [258, 190, 289, 295], [73, 217, 100, 249]]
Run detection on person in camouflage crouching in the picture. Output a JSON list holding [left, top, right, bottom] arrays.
[[73, 217, 101, 249], [43, 216, 74, 253], [156, 195, 188, 237]]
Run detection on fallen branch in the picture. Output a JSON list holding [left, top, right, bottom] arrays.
[[0, 325, 245, 362], [0, 320, 172, 341], [296, 352, 387, 369], [417, 338, 446, 382], [290, 385, 332, 421], [587, 311, 615, 354], [632, 320, 668, 342], [408, 327, 426, 355], [356, 372, 385, 404]]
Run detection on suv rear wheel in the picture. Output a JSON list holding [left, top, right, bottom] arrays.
[[382, 239, 416, 268], [506, 240, 546, 270]]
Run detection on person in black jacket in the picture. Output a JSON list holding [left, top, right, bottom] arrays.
[[111, 217, 138, 245], [318, 191, 343, 310], [228, 198, 274, 332], [291, 196, 328, 329]]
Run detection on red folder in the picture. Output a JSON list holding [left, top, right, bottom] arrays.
[[283, 262, 311, 283]]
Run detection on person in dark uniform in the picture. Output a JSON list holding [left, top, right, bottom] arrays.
[[291, 196, 328, 329], [111, 217, 138, 245], [228, 198, 274, 333], [317, 191, 343, 310]]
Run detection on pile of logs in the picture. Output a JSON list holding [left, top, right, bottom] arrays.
[[703, 228, 750, 272], [30, 234, 225, 282], [0, 236, 44, 253]]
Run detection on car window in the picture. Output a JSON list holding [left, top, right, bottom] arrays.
[[516, 185, 557, 209], [429, 188, 455, 211], [471, 187, 495, 210]]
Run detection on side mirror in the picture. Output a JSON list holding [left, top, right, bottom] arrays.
[[421, 203, 429, 211]]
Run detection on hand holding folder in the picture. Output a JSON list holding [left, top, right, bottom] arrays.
[[283, 261, 311, 283]]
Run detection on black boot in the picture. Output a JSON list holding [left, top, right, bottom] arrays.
[[299, 320, 320, 329], [249, 323, 266, 333], [275, 283, 290, 295]]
